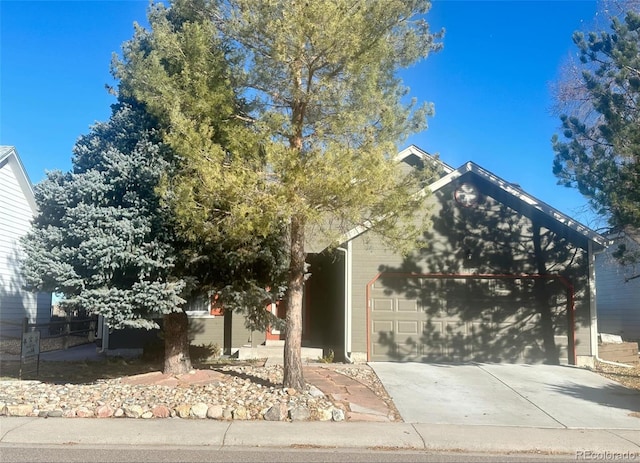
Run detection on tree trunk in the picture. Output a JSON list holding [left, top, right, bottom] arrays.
[[532, 224, 560, 365], [163, 310, 193, 375], [283, 214, 306, 390]]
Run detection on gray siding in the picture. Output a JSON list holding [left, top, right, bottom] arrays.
[[595, 237, 640, 342], [0, 151, 50, 336], [189, 314, 265, 349], [348, 182, 593, 361]]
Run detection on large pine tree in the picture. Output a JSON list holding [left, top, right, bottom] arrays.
[[21, 102, 196, 374], [115, 0, 442, 389]]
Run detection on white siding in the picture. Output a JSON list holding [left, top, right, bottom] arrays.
[[0, 149, 51, 336], [595, 237, 640, 342]]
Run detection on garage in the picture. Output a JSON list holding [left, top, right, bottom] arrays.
[[368, 273, 573, 364], [304, 147, 608, 366]]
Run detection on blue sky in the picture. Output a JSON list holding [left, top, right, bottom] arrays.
[[1, 1, 602, 228]]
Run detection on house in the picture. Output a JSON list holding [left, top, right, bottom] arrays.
[[299, 145, 609, 366], [595, 230, 640, 343], [0, 146, 51, 337], [107, 145, 610, 366]]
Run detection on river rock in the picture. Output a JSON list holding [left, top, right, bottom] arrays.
[[232, 406, 248, 420], [175, 404, 191, 418], [191, 402, 208, 419], [207, 405, 223, 419], [124, 405, 144, 418], [152, 405, 171, 418], [96, 405, 114, 418], [5, 404, 33, 417]]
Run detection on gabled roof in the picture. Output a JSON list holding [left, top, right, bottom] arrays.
[[333, 145, 610, 252], [428, 159, 610, 251], [0, 145, 37, 213], [394, 145, 455, 176]]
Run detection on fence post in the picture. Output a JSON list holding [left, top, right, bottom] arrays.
[[63, 317, 70, 350], [88, 319, 96, 342]]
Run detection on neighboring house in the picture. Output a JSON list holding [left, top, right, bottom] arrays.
[[595, 231, 640, 342], [109, 145, 610, 366], [0, 146, 51, 337]]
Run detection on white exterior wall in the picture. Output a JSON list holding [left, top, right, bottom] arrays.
[[595, 236, 640, 342], [0, 148, 51, 336]]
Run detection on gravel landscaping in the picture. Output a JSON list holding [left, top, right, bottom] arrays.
[[0, 364, 351, 421]]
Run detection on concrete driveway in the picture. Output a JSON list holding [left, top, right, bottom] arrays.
[[370, 362, 640, 429]]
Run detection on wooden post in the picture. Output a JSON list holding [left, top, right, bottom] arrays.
[[63, 317, 70, 349]]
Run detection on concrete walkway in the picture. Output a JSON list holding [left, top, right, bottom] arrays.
[[1, 418, 639, 454]]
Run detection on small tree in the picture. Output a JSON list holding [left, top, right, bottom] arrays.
[[116, 0, 442, 389]]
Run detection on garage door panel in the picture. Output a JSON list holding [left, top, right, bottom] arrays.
[[372, 298, 394, 312], [397, 320, 419, 335], [370, 275, 569, 364], [397, 299, 419, 312], [372, 320, 394, 333]]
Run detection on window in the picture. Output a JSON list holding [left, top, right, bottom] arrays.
[[185, 293, 213, 318]]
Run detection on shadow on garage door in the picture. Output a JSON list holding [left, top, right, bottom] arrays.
[[367, 273, 575, 364]]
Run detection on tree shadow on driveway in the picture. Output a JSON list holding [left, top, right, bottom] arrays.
[[547, 381, 640, 415]]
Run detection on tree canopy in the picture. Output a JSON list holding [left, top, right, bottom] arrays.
[[22, 102, 184, 330], [114, 0, 442, 388], [552, 9, 640, 233]]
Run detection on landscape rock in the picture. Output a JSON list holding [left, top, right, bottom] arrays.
[[191, 403, 208, 419], [308, 386, 325, 398], [206, 405, 223, 419], [289, 406, 310, 421], [151, 405, 171, 418], [5, 404, 33, 417], [0, 364, 386, 422], [232, 406, 248, 420], [124, 405, 144, 418], [175, 404, 191, 418], [75, 406, 94, 418], [318, 408, 333, 421], [96, 405, 114, 418], [331, 407, 345, 422], [263, 403, 288, 421]]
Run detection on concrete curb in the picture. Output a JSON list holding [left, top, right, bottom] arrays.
[[2, 418, 639, 454]]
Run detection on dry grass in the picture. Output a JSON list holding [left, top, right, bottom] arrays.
[[0, 336, 90, 355], [0, 354, 164, 384], [0, 336, 262, 384]]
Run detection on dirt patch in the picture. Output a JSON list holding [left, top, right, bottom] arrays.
[[0, 356, 164, 384]]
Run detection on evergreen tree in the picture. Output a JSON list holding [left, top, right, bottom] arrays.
[[552, 9, 640, 235], [21, 102, 196, 374], [115, 0, 442, 389]]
